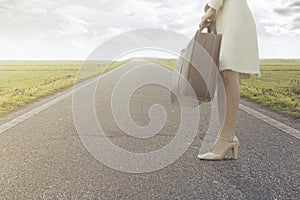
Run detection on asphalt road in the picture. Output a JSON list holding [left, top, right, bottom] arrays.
[[0, 60, 299, 199]]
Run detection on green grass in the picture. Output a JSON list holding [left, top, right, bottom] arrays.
[[1, 58, 299, 119], [150, 58, 300, 119], [240, 60, 300, 118], [0, 60, 126, 115]]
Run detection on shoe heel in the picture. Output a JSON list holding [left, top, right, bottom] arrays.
[[232, 144, 238, 159]]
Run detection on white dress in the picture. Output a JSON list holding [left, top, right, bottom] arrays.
[[208, 0, 261, 78]]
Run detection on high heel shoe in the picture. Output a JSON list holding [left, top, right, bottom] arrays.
[[197, 136, 239, 160]]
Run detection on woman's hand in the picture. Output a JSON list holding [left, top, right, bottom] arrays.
[[199, 7, 217, 28], [199, 15, 208, 28]]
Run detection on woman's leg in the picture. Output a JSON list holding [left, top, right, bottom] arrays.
[[211, 69, 240, 154]]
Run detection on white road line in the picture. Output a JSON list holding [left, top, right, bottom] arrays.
[[239, 104, 300, 140], [0, 65, 124, 134], [0, 91, 72, 134], [1, 64, 299, 140]]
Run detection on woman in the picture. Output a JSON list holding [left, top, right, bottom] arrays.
[[197, 0, 260, 160]]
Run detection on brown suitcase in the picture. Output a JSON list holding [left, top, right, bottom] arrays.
[[171, 21, 222, 104]]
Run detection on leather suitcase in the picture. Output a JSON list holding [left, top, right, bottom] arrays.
[[171, 21, 222, 104]]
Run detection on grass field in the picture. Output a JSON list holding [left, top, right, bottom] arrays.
[[0, 60, 126, 115], [0, 59, 299, 119], [151, 58, 300, 119], [240, 60, 300, 118]]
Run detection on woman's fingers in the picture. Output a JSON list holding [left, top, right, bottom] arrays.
[[199, 16, 208, 28]]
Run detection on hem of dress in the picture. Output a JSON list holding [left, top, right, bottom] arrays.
[[219, 66, 261, 79]]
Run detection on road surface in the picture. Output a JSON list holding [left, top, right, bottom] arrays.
[[0, 60, 299, 199]]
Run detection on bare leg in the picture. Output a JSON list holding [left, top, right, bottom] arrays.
[[211, 69, 240, 154]]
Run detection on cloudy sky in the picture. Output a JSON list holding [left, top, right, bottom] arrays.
[[0, 0, 299, 60]]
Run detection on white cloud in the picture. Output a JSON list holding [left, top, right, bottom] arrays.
[[257, 0, 300, 36], [0, 36, 28, 59], [0, 0, 299, 59]]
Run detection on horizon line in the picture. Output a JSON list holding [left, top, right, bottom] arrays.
[[0, 57, 300, 62]]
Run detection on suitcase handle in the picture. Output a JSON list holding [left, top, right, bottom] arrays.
[[199, 19, 217, 34]]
